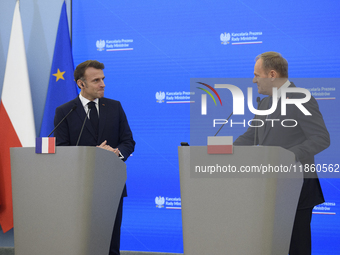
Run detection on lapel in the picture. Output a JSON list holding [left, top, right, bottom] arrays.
[[257, 97, 269, 144], [74, 96, 97, 141], [262, 97, 281, 140], [97, 98, 107, 142], [259, 82, 297, 144], [74, 97, 86, 122]]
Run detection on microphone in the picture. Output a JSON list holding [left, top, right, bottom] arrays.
[[253, 97, 261, 145], [76, 105, 91, 146], [214, 111, 233, 136], [49, 105, 77, 137]]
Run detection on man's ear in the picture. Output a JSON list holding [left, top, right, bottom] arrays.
[[269, 70, 278, 80], [76, 79, 84, 89]]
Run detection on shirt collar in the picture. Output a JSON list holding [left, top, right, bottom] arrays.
[[79, 94, 99, 108], [79, 94, 100, 115], [276, 80, 290, 99]]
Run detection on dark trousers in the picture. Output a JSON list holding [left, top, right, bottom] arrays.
[[289, 208, 313, 255], [109, 197, 124, 255]]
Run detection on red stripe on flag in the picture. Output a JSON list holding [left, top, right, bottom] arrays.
[[48, 137, 56, 153], [207, 145, 233, 154], [0, 101, 22, 232]]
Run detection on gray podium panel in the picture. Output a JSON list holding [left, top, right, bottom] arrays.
[[178, 146, 303, 255], [11, 146, 126, 255]]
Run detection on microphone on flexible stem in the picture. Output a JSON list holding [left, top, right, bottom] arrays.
[[214, 111, 233, 136], [253, 97, 261, 145], [48, 105, 77, 137], [76, 106, 91, 146]]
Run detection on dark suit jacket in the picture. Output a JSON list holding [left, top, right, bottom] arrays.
[[54, 96, 136, 197], [234, 82, 330, 209]]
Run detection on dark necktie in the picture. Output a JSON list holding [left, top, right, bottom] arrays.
[[264, 96, 273, 131], [88, 101, 99, 137], [267, 96, 273, 110]]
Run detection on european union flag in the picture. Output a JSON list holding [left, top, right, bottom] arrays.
[[40, 1, 78, 136]]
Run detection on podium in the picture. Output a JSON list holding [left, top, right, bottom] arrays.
[[10, 146, 126, 255], [178, 146, 303, 255]]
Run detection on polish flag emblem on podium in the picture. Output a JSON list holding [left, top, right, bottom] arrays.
[[207, 136, 233, 154]]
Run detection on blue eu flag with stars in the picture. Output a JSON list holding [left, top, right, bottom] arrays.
[[40, 1, 78, 137]]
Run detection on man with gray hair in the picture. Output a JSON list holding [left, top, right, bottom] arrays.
[[234, 52, 330, 255]]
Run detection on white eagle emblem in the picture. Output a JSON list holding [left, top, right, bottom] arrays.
[[96, 40, 105, 51], [156, 91, 165, 103], [220, 32, 230, 45], [155, 196, 165, 208]]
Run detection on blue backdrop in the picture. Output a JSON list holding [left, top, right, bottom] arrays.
[[72, 0, 340, 253]]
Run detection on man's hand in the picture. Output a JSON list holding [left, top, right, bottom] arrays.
[[97, 140, 120, 156]]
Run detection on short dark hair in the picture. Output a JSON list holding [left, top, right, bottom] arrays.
[[74, 60, 105, 82], [255, 52, 288, 78]]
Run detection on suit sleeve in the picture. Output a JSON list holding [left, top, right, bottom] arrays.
[[234, 125, 256, 145], [234, 98, 266, 146], [288, 96, 330, 162], [116, 102, 135, 161], [54, 106, 71, 146]]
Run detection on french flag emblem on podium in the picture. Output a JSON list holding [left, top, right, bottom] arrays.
[[207, 136, 233, 154], [35, 137, 56, 154]]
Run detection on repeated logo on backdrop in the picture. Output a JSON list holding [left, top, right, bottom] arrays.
[[155, 196, 181, 209], [96, 39, 134, 51], [220, 31, 263, 45], [155, 91, 194, 104]]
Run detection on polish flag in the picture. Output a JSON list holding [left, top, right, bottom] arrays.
[[0, 1, 36, 233], [207, 136, 233, 154]]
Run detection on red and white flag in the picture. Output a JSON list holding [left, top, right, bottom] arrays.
[[207, 136, 233, 154], [0, 1, 35, 233]]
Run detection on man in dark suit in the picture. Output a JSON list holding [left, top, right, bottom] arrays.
[[234, 52, 330, 255], [54, 60, 135, 255]]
